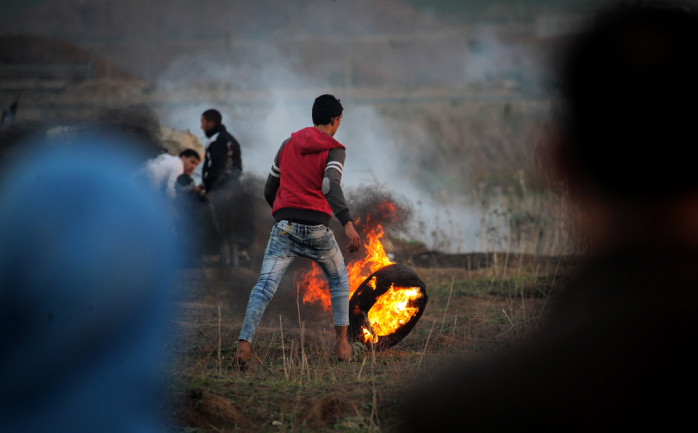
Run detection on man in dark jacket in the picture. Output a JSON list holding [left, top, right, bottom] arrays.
[[198, 109, 245, 266], [235, 94, 361, 366], [401, 2, 698, 431], [199, 108, 242, 194]]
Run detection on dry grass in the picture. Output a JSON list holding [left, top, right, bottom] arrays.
[[163, 253, 574, 433]]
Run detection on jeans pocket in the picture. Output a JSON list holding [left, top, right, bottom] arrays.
[[273, 220, 292, 237]]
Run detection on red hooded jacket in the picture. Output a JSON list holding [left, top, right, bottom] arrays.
[[272, 127, 345, 217]]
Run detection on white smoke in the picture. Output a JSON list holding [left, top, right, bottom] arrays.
[[154, 23, 546, 253], [158, 84, 484, 252]]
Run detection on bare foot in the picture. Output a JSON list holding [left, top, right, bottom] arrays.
[[334, 325, 352, 361], [235, 340, 250, 369], [336, 338, 353, 361]]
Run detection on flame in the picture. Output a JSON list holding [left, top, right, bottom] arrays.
[[361, 284, 423, 344], [346, 225, 394, 291], [297, 202, 422, 341], [298, 210, 395, 306], [362, 327, 378, 344], [299, 263, 332, 310]]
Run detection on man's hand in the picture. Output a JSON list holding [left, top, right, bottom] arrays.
[[344, 221, 361, 253]]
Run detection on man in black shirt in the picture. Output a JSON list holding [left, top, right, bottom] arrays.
[[198, 109, 242, 195]]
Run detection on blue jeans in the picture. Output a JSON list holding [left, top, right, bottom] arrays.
[[238, 220, 350, 343]]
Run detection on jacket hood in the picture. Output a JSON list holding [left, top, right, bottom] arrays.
[[290, 127, 344, 154]]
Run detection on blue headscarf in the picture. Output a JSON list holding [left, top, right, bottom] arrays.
[[0, 134, 181, 433]]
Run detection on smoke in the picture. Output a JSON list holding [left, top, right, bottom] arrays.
[[463, 25, 544, 87], [347, 185, 413, 235], [92, 104, 165, 160], [0, 1, 557, 251], [157, 73, 490, 252], [151, 10, 547, 253], [161, 95, 487, 252]]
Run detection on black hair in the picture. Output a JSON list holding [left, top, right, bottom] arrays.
[[312, 94, 343, 126], [558, 0, 698, 198], [179, 148, 200, 160], [202, 109, 222, 125]]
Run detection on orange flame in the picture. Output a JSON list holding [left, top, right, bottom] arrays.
[[297, 201, 423, 341], [361, 284, 423, 344], [298, 223, 394, 306], [299, 263, 332, 310], [362, 327, 378, 344], [346, 225, 394, 291]]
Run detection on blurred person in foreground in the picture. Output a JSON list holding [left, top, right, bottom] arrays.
[[401, 1, 698, 431], [0, 131, 181, 433], [235, 94, 361, 367]]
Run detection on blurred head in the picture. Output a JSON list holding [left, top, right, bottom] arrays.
[[201, 108, 222, 134], [547, 0, 698, 250], [0, 133, 181, 433], [312, 94, 343, 133], [179, 148, 200, 175], [555, 0, 698, 200]]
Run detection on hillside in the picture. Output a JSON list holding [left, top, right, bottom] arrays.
[[0, 34, 137, 81], [1, 0, 445, 82]]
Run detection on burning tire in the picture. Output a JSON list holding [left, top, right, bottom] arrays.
[[348, 263, 428, 350]]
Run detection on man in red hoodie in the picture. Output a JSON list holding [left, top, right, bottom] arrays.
[[236, 94, 361, 366]]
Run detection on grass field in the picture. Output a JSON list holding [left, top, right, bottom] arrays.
[[163, 253, 576, 432]]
